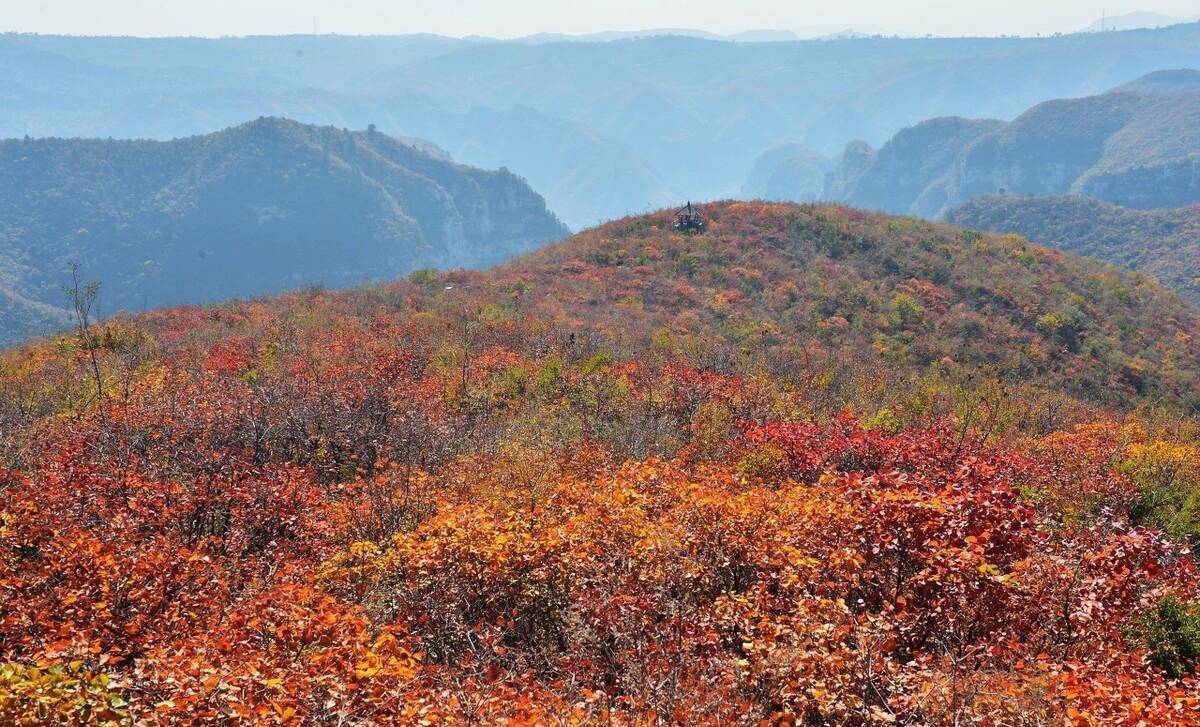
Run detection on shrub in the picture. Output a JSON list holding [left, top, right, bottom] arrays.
[[1122, 441, 1200, 545], [0, 662, 128, 726], [1132, 596, 1200, 679]]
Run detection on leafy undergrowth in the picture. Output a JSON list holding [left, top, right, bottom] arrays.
[[4, 203, 1200, 723], [3, 409, 1200, 724]]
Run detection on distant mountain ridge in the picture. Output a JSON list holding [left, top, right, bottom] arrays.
[[821, 72, 1200, 217], [947, 195, 1200, 305], [1081, 11, 1199, 33], [4, 27, 1200, 226], [0, 118, 567, 346], [1112, 68, 1200, 94], [512, 29, 804, 43], [509, 26, 871, 43]]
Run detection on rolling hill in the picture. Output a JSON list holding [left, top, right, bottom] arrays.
[[948, 195, 1200, 305], [489, 202, 1200, 410], [6, 201, 1200, 723], [1111, 68, 1200, 94], [0, 117, 567, 346], [827, 71, 1200, 217], [31, 201, 1195, 415]]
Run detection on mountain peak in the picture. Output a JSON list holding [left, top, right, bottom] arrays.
[[0, 119, 566, 346], [825, 84, 1200, 218]]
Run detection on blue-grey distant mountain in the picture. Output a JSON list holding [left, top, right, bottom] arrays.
[[3, 27, 1200, 226], [740, 144, 831, 201], [826, 71, 1200, 217], [1081, 11, 1199, 33], [825, 117, 1004, 215], [513, 29, 804, 43], [1112, 68, 1200, 94], [0, 118, 567, 346]]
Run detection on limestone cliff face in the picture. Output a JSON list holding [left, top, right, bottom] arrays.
[[825, 141, 877, 201], [824, 75, 1200, 218], [1076, 156, 1200, 209], [445, 168, 573, 267], [831, 117, 1004, 217]]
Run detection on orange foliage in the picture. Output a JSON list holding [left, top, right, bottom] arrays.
[[4, 203, 1200, 722]]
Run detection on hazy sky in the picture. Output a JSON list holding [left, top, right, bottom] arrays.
[[2, 0, 1198, 39]]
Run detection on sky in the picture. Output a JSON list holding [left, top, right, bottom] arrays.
[[2, 0, 1198, 39]]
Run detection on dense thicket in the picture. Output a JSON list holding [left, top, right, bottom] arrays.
[[4, 203, 1200, 723], [500, 202, 1200, 412]]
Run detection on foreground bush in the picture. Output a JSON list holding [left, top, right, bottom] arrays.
[[4, 411, 1200, 724]]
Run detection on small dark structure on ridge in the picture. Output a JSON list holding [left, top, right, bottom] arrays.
[[673, 201, 705, 231]]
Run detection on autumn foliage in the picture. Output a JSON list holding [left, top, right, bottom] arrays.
[[4, 203, 1200, 724]]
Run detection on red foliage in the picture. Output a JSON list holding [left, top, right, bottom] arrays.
[[5, 203, 1200, 722]]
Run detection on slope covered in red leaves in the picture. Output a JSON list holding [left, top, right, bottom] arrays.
[[4, 202, 1200, 724]]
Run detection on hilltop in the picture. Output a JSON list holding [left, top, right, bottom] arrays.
[[491, 202, 1200, 410], [948, 195, 1200, 304], [5, 202, 1200, 723], [0, 117, 567, 346], [19, 202, 1200, 413], [825, 72, 1200, 217]]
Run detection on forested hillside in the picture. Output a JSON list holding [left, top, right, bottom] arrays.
[[3, 25, 1200, 226], [0, 117, 567, 346], [949, 195, 1200, 304], [826, 73, 1200, 217], [5, 202, 1200, 723], [824, 117, 1003, 213]]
